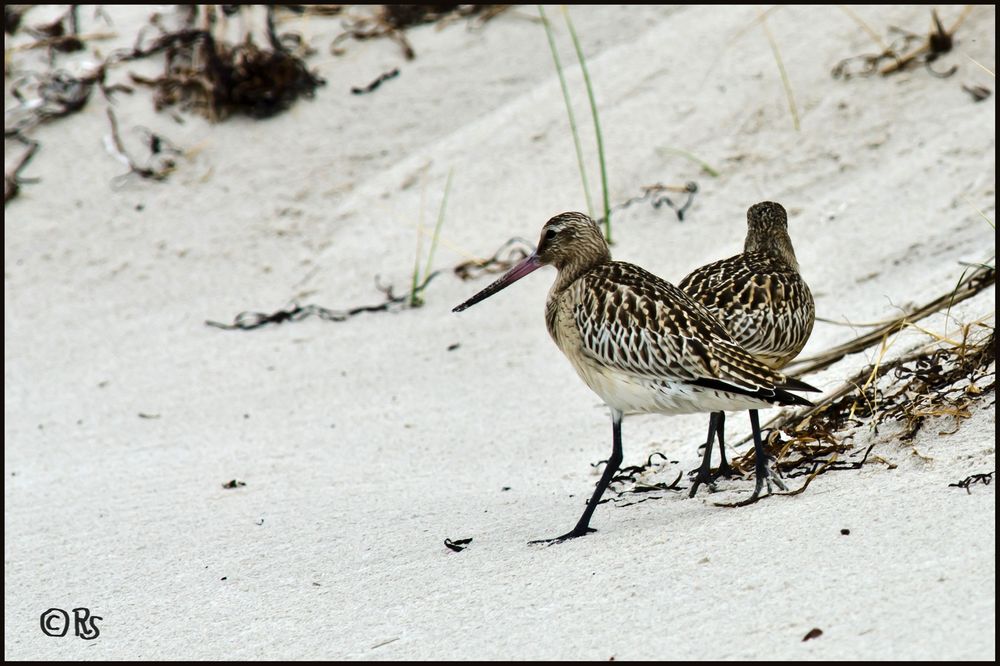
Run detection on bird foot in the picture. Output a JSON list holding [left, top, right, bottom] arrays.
[[715, 459, 786, 508], [688, 465, 734, 498], [688, 469, 717, 498], [528, 526, 596, 545], [744, 459, 787, 503]]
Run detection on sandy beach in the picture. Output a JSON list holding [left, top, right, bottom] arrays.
[[4, 5, 995, 660]]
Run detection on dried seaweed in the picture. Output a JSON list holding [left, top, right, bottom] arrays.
[[784, 265, 995, 378], [609, 471, 686, 508], [352, 68, 400, 95], [610, 452, 673, 483], [444, 537, 472, 552], [3, 136, 39, 205], [949, 471, 994, 494], [3, 7, 330, 207], [104, 108, 181, 183], [962, 84, 991, 102], [119, 17, 324, 121], [5, 62, 134, 205], [832, 31, 921, 79], [453, 237, 535, 282], [593, 451, 688, 507], [635, 268, 996, 508], [596, 182, 700, 225], [5, 68, 107, 137], [206, 273, 442, 331], [331, 5, 508, 60], [720, 328, 995, 504], [5, 5, 30, 35], [803, 628, 823, 642], [265, 6, 316, 59], [833, 8, 969, 80], [24, 5, 84, 57], [209, 233, 539, 332], [331, 13, 416, 60]]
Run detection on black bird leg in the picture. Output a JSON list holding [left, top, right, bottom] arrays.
[[690, 412, 736, 498], [689, 411, 720, 497], [715, 411, 734, 478], [746, 409, 787, 502], [530, 408, 624, 544]]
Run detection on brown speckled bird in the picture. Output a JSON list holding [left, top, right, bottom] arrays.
[[679, 201, 816, 502], [453, 212, 818, 542]]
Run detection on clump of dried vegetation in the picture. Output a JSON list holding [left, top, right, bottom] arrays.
[[606, 266, 996, 505], [832, 6, 976, 79], [726, 266, 995, 502], [121, 6, 325, 121], [5, 5, 508, 205], [733, 325, 994, 493], [331, 5, 508, 60]]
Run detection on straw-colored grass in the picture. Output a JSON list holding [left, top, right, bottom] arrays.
[[538, 5, 595, 221]]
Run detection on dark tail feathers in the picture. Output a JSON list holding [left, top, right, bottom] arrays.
[[689, 377, 818, 408], [778, 376, 822, 393]]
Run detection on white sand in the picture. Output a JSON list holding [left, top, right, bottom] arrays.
[[4, 4, 995, 660]]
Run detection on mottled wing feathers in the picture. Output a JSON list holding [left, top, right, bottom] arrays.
[[571, 262, 796, 397], [679, 252, 815, 366]]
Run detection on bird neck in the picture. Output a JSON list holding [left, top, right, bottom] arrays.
[[551, 249, 611, 295], [745, 230, 800, 272]]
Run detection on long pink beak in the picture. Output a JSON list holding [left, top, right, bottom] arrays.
[[452, 253, 543, 312]]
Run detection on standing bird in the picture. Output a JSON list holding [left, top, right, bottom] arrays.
[[679, 201, 816, 501], [453, 212, 818, 542]]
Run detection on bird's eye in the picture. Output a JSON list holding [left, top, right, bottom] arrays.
[[545, 229, 557, 241]]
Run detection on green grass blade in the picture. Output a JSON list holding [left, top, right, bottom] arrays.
[[423, 168, 453, 283], [563, 6, 611, 243], [759, 10, 800, 132], [410, 215, 426, 308], [538, 5, 595, 220], [658, 147, 721, 178]]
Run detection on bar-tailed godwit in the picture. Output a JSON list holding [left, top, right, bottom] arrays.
[[453, 212, 817, 542], [679, 201, 816, 502]]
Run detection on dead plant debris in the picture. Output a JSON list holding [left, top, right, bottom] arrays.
[[352, 68, 400, 95], [604, 266, 994, 508], [949, 471, 994, 494], [803, 628, 823, 642], [206, 273, 442, 331], [785, 265, 995, 378], [331, 5, 509, 60], [597, 182, 700, 225], [24, 5, 84, 57], [962, 84, 991, 102], [833, 8, 970, 79], [453, 237, 535, 281], [587, 452, 688, 507], [207, 233, 535, 331], [3, 136, 40, 205], [5, 68, 111, 138], [121, 22, 325, 121], [5, 5, 30, 35], [3, 5, 510, 207], [105, 108, 181, 184], [444, 537, 473, 552], [5, 6, 329, 205], [722, 328, 995, 506]]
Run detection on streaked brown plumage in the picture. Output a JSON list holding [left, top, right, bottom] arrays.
[[679, 201, 816, 500], [453, 211, 817, 541]]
